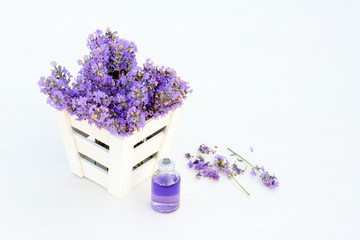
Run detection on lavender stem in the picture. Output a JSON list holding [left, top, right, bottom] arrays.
[[227, 148, 262, 174], [231, 176, 250, 196]]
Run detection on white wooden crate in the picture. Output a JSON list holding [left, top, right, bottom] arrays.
[[56, 107, 182, 198]]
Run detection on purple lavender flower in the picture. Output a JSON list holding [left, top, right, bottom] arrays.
[[213, 154, 249, 195], [185, 153, 192, 159], [214, 154, 233, 178], [184, 148, 249, 195], [261, 171, 279, 189], [202, 167, 220, 180], [38, 28, 191, 137], [198, 144, 211, 154], [214, 155, 229, 168], [194, 157, 209, 170], [228, 148, 279, 190], [188, 160, 194, 168], [187, 154, 220, 181], [232, 163, 245, 176], [94, 29, 102, 36]]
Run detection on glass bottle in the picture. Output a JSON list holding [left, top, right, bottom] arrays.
[[151, 158, 181, 213]]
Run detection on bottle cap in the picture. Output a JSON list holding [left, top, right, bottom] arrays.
[[158, 158, 175, 172]]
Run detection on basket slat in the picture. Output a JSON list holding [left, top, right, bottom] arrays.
[[68, 115, 110, 145], [152, 107, 183, 173], [73, 132, 109, 168], [128, 114, 170, 145], [107, 135, 133, 197], [133, 132, 164, 165], [132, 156, 156, 187], [56, 110, 84, 177], [81, 158, 108, 188]]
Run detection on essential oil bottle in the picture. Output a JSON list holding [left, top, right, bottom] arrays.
[[151, 158, 181, 213]]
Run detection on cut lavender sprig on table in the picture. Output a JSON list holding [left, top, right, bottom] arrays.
[[187, 154, 220, 181], [214, 154, 250, 196], [227, 148, 279, 189], [261, 171, 279, 189], [232, 163, 246, 176], [185, 145, 249, 195]]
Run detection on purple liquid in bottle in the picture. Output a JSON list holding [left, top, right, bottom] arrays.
[[151, 158, 180, 213]]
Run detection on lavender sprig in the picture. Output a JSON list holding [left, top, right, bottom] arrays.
[[227, 148, 279, 189], [187, 154, 220, 180], [214, 155, 250, 196], [185, 145, 250, 196]]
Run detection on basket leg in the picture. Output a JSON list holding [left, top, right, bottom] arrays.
[[153, 107, 183, 172], [108, 136, 133, 198], [56, 110, 84, 177]]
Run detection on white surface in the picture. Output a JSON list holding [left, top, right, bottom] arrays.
[[0, 0, 359, 239]]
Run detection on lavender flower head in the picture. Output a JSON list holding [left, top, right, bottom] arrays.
[[187, 155, 220, 181], [214, 154, 233, 178], [251, 165, 279, 189], [228, 148, 280, 190], [260, 171, 279, 189], [213, 154, 250, 195], [232, 163, 245, 176], [199, 144, 211, 154], [198, 144, 216, 154]]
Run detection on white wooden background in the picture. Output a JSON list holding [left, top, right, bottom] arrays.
[[0, 0, 359, 239]]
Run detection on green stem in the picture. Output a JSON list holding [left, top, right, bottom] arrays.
[[227, 148, 262, 175], [231, 176, 250, 196]]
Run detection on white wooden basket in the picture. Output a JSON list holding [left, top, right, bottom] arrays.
[[56, 107, 182, 198]]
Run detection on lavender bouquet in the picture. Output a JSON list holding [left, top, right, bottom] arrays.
[[38, 29, 191, 136]]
